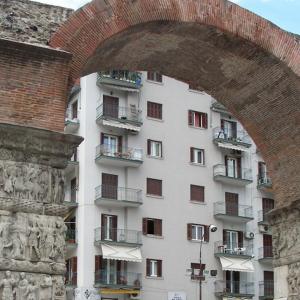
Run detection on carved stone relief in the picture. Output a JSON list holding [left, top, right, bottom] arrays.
[[287, 262, 300, 299], [0, 271, 65, 300]]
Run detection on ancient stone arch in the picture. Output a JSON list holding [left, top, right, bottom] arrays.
[[0, 0, 299, 299]]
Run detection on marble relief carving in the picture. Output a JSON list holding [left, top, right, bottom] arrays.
[[288, 262, 300, 299], [0, 271, 65, 300]]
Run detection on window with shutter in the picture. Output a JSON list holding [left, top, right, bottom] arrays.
[[190, 263, 206, 280], [187, 224, 208, 242], [147, 101, 162, 119], [146, 259, 162, 277], [147, 72, 163, 83], [190, 185, 205, 202], [147, 139, 163, 158], [225, 192, 239, 216], [190, 148, 205, 165], [147, 178, 162, 196], [188, 110, 208, 129], [143, 218, 162, 236]]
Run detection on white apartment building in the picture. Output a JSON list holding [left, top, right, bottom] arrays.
[[63, 71, 274, 300]]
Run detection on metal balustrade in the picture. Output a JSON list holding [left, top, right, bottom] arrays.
[[258, 210, 271, 224], [96, 104, 142, 124], [95, 270, 142, 288], [214, 240, 253, 257], [259, 281, 274, 298], [257, 173, 272, 189], [213, 126, 251, 146], [213, 164, 253, 182], [214, 202, 253, 219], [258, 246, 273, 260], [95, 185, 142, 205], [95, 227, 142, 245], [215, 280, 254, 296], [97, 71, 142, 89]]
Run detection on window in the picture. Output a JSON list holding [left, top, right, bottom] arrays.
[[190, 185, 205, 202], [188, 110, 208, 129], [190, 148, 205, 165], [143, 218, 162, 236], [223, 230, 243, 254], [70, 178, 77, 203], [187, 224, 209, 242], [147, 71, 163, 83], [66, 257, 77, 285], [147, 178, 162, 196], [72, 101, 78, 119], [221, 119, 237, 139], [147, 139, 162, 158], [101, 133, 122, 154], [147, 101, 162, 120], [101, 214, 118, 241], [146, 259, 162, 277], [190, 263, 205, 280], [225, 156, 241, 178]]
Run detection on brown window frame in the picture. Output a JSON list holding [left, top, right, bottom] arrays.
[[146, 258, 162, 277], [190, 185, 205, 202], [147, 101, 163, 120], [188, 110, 208, 129], [147, 139, 163, 158], [143, 218, 162, 236], [190, 147, 205, 165], [187, 223, 209, 242], [147, 71, 163, 83], [190, 262, 206, 281], [146, 178, 162, 196]]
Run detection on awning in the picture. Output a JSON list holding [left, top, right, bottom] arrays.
[[101, 83, 140, 93], [101, 289, 140, 295], [102, 120, 141, 132], [219, 256, 254, 273], [101, 244, 142, 263], [217, 142, 250, 152]]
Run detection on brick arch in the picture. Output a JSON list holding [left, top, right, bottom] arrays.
[[50, 0, 300, 209]]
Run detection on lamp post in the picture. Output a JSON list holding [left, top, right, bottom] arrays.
[[199, 225, 217, 300]]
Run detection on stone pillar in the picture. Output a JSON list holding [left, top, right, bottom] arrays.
[[269, 200, 300, 300], [0, 123, 82, 300]]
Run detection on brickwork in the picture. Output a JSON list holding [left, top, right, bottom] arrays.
[[0, 39, 72, 132]]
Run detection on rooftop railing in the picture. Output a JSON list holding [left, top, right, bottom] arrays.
[[213, 127, 251, 146], [95, 270, 142, 288], [258, 246, 273, 260], [96, 104, 142, 124], [96, 144, 143, 162], [214, 202, 253, 219], [215, 280, 254, 295], [214, 240, 253, 257], [95, 185, 142, 204], [213, 164, 253, 181], [97, 71, 142, 88], [95, 227, 142, 245], [259, 281, 274, 298]]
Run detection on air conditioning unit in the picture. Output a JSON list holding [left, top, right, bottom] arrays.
[[245, 232, 255, 239], [259, 224, 270, 233], [130, 294, 140, 300]]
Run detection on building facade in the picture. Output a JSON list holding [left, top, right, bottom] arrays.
[[64, 71, 274, 300]]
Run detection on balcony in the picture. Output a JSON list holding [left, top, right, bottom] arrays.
[[95, 227, 142, 246], [65, 224, 77, 250], [258, 210, 271, 225], [64, 187, 78, 208], [258, 246, 273, 263], [211, 100, 229, 114], [65, 151, 79, 175], [95, 144, 143, 167], [95, 270, 142, 290], [259, 281, 274, 299], [257, 174, 273, 191], [213, 164, 253, 186], [213, 127, 252, 149], [214, 202, 254, 223], [65, 108, 80, 134], [96, 104, 142, 133], [215, 280, 254, 298], [95, 185, 142, 208], [214, 241, 253, 258], [97, 71, 142, 90]]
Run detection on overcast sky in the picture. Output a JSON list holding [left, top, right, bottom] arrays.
[[33, 0, 299, 34]]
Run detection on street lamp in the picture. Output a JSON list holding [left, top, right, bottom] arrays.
[[199, 224, 217, 300]]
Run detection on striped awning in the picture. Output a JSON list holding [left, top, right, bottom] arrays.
[[219, 256, 254, 272], [102, 119, 141, 132], [101, 244, 142, 263], [217, 142, 250, 152]]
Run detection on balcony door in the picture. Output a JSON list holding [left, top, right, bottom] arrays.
[[103, 95, 119, 118], [103, 259, 118, 285], [264, 271, 274, 297], [70, 178, 77, 203], [262, 198, 274, 217], [225, 156, 241, 179], [102, 173, 118, 199], [224, 231, 238, 254], [225, 192, 239, 216], [221, 119, 237, 139], [258, 161, 267, 179], [101, 214, 117, 241], [263, 234, 273, 258], [226, 271, 240, 294]]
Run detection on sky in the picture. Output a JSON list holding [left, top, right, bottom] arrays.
[[34, 0, 300, 34]]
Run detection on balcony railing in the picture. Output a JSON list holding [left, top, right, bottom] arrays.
[[259, 281, 274, 298], [96, 104, 142, 125], [257, 174, 272, 189], [215, 280, 254, 296], [65, 223, 77, 244], [95, 185, 142, 205], [97, 71, 142, 89], [258, 210, 272, 224], [214, 240, 253, 257], [213, 127, 251, 147], [258, 246, 273, 260], [214, 202, 253, 219], [95, 227, 142, 245], [96, 144, 143, 162], [95, 270, 142, 289], [213, 164, 253, 183], [65, 272, 77, 286]]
